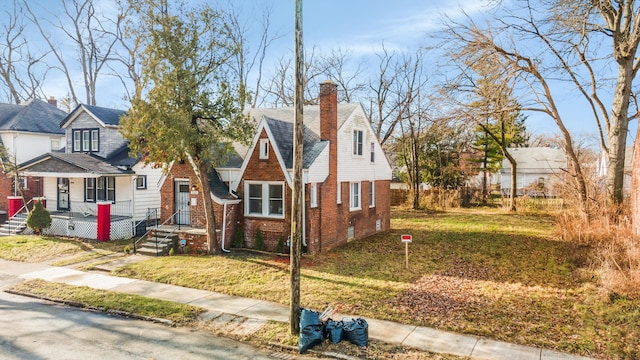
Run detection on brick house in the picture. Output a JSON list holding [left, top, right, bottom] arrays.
[[159, 81, 392, 253]]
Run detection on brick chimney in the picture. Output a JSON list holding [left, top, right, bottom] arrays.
[[47, 96, 57, 107], [318, 80, 338, 252]]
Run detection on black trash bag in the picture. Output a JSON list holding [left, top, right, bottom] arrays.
[[298, 308, 324, 353], [324, 319, 344, 344], [342, 318, 369, 347]]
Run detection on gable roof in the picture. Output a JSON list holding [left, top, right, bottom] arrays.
[[60, 104, 127, 128], [265, 117, 328, 169], [0, 99, 66, 134]]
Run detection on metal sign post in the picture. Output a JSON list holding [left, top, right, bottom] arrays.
[[401, 234, 412, 269]]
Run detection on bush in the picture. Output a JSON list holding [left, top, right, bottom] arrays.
[[233, 229, 244, 248], [276, 236, 285, 253], [255, 228, 264, 251], [26, 201, 52, 235]]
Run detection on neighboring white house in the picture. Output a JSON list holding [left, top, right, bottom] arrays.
[[18, 104, 163, 239], [500, 147, 566, 197], [596, 146, 634, 195]]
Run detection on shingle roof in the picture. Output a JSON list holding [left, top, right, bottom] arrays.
[[60, 104, 127, 127], [19, 152, 134, 175], [248, 103, 359, 135], [208, 168, 231, 200], [0, 100, 65, 134], [501, 147, 566, 174], [265, 117, 328, 169]]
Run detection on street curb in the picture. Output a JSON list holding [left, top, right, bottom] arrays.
[[3, 289, 174, 326]]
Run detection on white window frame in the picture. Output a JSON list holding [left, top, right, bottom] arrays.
[[91, 129, 99, 152], [352, 129, 363, 156], [50, 138, 60, 151], [370, 142, 375, 163], [369, 181, 375, 208], [337, 182, 342, 204], [136, 175, 147, 190], [350, 181, 361, 211], [245, 181, 285, 219], [310, 183, 318, 208], [259, 138, 269, 160]]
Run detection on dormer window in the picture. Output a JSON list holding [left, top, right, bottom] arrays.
[[73, 129, 99, 152]]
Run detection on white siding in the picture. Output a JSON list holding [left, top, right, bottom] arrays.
[[132, 163, 163, 221], [1, 132, 65, 164], [336, 106, 392, 183], [307, 146, 329, 183]]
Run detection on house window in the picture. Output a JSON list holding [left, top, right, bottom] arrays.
[[310, 183, 318, 208], [86, 176, 115, 202], [369, 181, 375, 208], [85, 178, 96, 202], [370, 142, 375, 163], [245, 181, 284, 218], [72, 128, 99, 152], [259, 138, 269, 159], [353, 130, 363, 156], [91, 129, 99, 151], [350, 182, 361, 211], [136, 175, 147, 190], [337, 182, 342, 204], [51, 138, 60, 151]]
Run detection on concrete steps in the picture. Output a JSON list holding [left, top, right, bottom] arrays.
[[135, 231, 178, 256], [0, 214, 28, 236]]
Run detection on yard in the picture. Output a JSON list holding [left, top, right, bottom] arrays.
[[2, 207, 638, 359]]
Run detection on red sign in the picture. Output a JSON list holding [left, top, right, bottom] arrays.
[[401, 234, 412, 243]]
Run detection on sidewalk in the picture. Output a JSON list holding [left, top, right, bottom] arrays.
[[0, 258, 594, 360]]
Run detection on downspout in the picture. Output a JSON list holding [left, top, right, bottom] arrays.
[[221, 201, 230, 253], [302, 178, 307, 247]]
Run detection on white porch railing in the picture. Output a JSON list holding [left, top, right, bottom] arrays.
[[66, 200, 132, 217]]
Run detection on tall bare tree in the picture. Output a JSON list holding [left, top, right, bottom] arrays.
[[0, 0, 49, 103], [23, 0, 120, 105]]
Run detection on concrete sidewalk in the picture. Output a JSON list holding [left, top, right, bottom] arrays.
[[0, 258, 594, 360]]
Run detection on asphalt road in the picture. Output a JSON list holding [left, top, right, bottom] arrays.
[[0, 275, 289, 360]]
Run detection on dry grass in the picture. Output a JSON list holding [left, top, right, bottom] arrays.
[[0, 235, 130, 263]]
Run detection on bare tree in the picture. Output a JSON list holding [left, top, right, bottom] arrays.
[[22, 0, 120, 105], [0, 0, 49, 103]]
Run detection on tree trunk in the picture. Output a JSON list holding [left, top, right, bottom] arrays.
[[195, 160, 219, 254], [607, 62, 634, 205]]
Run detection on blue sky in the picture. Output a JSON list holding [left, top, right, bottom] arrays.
[[19, 0, 630, 143]]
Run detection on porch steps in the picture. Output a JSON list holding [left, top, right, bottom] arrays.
[[0, 214, 28, 236], [136, 231, 178, 256]]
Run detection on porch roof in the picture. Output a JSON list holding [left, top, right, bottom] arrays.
[[18, 152, 134, 178]]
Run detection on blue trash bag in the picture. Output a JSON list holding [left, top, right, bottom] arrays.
[[324, 319, 344, 344], [298, 308, 324, 353], [342, 318, 368, 347]]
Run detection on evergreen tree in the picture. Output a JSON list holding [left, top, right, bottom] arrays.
[[26, 201, 51, 235]]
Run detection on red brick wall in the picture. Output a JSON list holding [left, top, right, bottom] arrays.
[[160, 162, 238, 247], [237, 129, 290, 252]]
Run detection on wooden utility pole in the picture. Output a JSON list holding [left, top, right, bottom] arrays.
[[290, 0, 304, 336]]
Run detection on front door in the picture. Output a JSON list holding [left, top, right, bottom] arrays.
[[57, 178, 70, 210], [174, 180, 190, 225]]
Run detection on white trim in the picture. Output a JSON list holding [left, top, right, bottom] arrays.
[[233, 117, 292, 192], [244, 180, 285, 219], [337, 181, 342, 204], [310, 183, 318, 208], [352, 128, 364, 157], [369, 180, 375, 208], [259, 138, 269, 159], [350, 181, 361, 211]]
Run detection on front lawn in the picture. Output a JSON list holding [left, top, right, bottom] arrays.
[[0, 235, 128, 263]]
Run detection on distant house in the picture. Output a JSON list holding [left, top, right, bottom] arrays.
[[596, 146, 634, 195], [17, 104, 162, 240], [500, 147, 566, 197], [0, 98, 66, 217], [155, 81, 393, 254]]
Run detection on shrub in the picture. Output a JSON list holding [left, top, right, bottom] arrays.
[[255, 228, 264, 251], [26, 201, 52, 235], [123, 245, 131, 254], [276, 236, 285, 253], [233, 229, 244, 248]]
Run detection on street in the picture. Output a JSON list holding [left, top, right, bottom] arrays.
[[0, 275, 289, 360]]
